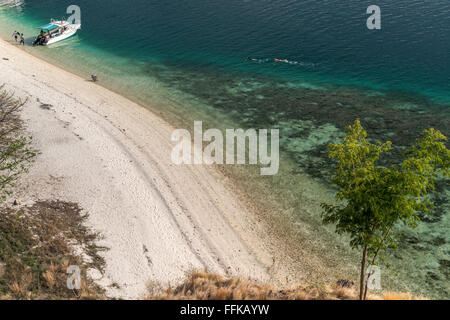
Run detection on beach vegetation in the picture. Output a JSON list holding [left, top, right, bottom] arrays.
[[0, 85, 35, 202], [145, 271, 422, 300], [321, 119, 450, 300], [0, 88, 105, 299], [0, 201, 106, 299]]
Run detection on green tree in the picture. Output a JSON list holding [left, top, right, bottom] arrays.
[[0, 86, 35, 202], [321, 119, 449, 300]]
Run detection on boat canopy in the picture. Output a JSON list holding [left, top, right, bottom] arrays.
[[39, 23, 59, 31]]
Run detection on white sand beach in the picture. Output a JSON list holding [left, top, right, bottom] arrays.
[[0, 38, 293, 299]]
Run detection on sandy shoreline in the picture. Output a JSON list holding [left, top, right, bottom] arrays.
[[0, 38, 296, 298]]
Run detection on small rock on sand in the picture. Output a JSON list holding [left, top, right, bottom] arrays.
[[336, 279, 356, 288]]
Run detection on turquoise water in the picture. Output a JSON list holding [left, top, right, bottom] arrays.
[[0, 1, 449, 298]]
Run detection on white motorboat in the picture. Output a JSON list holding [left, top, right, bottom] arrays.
[[33, 19, 81, 46]]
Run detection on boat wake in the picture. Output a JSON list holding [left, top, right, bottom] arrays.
[[246, 57, 317, 68]]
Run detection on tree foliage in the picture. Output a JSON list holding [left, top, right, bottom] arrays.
[[322, 119, 449, 299], [0, 86, 35, 201]]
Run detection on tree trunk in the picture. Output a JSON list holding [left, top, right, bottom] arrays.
[[359, 245, 367, 300], [363, 265, 372, 300], [363, 227, 392, 300]]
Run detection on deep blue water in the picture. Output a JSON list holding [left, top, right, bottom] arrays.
[[3, 0, 450, 99], [0, 0, 449, 298]]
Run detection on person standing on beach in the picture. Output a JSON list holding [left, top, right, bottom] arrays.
[[12, 31, 18, 42], [20, 34, 25, 46]]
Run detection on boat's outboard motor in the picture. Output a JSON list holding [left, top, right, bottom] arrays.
[[33, 35, 46, 46], [32, 36, 40, 46]]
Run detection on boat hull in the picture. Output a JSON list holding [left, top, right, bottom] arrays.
[[44, 27, 77, 45]]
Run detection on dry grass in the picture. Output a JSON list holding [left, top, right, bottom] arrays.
[[145, 271, 424, 300], [147, 271, 337, 300], [0, 201, 106, 300], [382, 292, 427, 300]]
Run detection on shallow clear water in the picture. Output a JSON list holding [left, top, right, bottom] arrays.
[[0, 0, 449, 298]]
